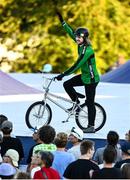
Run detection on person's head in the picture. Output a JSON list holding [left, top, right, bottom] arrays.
[[125, 130, 130, 141], [31, 150, 42, 166], [80, 140, 95, 158], [0, 163, 16, 179], [103, 145, 117, 164], [3, 149, 19, 167], [54, 132, 68, 148], [121, 163, 130, 179], [121, 141, 130, 157], [0, 114, 8, 129], [69, 127, 83, 145], [14, 172, 31, 179], [40, 151, 54, 168], [1, 121, 13, 135], [32, 128, 41, 143], [107, 131, 119, 146], [38, 125, 56, 144], [33, 131, 39, 141], [75, 27, 89, 45]]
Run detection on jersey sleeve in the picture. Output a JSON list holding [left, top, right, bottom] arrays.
[[62, 21, 76, 42], [63, 46, 94, 76]]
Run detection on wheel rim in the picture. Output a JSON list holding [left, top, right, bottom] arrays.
[[28, 104, 50, 129], [76, 104, 106, 131]]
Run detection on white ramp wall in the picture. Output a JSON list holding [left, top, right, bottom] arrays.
[[0, 73, 130, 139]]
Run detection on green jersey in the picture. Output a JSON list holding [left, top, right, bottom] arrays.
[[62, 21, 100, 84], [33, 143, 57, 156]]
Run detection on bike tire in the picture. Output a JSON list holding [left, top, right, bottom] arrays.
[[75, 102, 106, 132], [25, 101, 52, 129]]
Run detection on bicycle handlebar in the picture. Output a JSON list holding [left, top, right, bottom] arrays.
[[38, 70, 59, 90], [38, 70, 56, 81]]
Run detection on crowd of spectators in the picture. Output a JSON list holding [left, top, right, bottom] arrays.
[[0, 114, 130, 179]]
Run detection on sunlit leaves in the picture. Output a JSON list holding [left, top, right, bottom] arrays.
[[0, 0, 129, 73]]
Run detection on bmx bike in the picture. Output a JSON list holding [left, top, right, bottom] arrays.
[[25, 73, 106, 132]]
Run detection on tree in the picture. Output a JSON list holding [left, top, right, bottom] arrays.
[[0, 0, 130, 74]]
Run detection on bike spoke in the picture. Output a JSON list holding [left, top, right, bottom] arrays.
[[26, 102, 52, 129], [75, 103, 106, 131]]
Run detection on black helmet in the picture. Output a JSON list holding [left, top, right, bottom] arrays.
[[75, 28, 89, 38]]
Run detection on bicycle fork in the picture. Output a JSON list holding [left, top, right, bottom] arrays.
[[33, 102, 46, 119], [35, 93, 48, 118]]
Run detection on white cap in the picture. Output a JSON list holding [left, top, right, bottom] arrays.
[[70, 127, 83, 140], [5, 149, 19, 167]]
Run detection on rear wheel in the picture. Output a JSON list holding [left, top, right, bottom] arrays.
[[25, 101, 52, 129], [75, 102, 106, 132]]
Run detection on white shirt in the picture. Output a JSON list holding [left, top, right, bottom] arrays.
[[67, 144, 81, 159]]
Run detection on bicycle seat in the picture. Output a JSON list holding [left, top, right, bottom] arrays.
[[76, 92, 85, 99]]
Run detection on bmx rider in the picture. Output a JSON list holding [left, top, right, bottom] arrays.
[[55, 11, 100, 133]]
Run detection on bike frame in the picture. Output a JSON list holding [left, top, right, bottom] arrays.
[[43, 91, 75, 113], [41, 75, 85, 122]]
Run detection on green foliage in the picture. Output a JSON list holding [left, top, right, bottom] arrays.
[[0, 0, 130, 73]]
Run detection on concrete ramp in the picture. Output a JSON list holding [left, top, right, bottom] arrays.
[[0, 71, 41, 95]]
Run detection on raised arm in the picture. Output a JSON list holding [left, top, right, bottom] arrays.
[[56, 11, 76, 42]]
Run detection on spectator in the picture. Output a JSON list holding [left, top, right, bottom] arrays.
[[32, 125, 56, 155], [0, 115, 15, 138], [0, 114, 8, 129], [0, 162, 16, 179], [67, 127, 84, 159], [26, 128, 42, 164], [0, 131, 3, 142], [92, 145, 123, 179], [125, 130, 130, 141], [3, 149, 19, 169], [0, 121, 24, 161], [0, 130, 3, 163], [33, 151, 60, 179], [52, 132, 75, 178], [114, 141, 130, 168], [93, 131, 122, 164], [121, 163, 130, 179], [29, 150, 42, 178], [14, 171, 31, 179], [63, 140, 99, 179], [65, 135, 73, 150]]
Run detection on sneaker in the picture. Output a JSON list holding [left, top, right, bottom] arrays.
[[83, 126, 95, 133]]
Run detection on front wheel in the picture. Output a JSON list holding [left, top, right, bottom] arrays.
[[75, 103, 106, 132], [25, 101, 52, 129]]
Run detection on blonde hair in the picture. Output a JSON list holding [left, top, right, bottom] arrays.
[[54, 132, 68, 148], [86, 38, 91, 46], [121, 163, 130, 179]]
